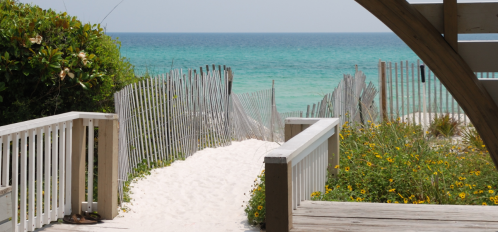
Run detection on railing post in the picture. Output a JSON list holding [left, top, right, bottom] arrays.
[[71, 119, 86, 215], [328, 124, 340, 177], [285, 124, 303, 142], [98, 119, 119, 220], [265, 162, 292, 232]]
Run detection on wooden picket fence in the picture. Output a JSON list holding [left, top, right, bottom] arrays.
[[303, 67, 379, 124], [114, 65, 297, 203], [376, 60, 490, 125]]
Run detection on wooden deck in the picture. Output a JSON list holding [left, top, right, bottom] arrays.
[[292, 201, 498, 232]]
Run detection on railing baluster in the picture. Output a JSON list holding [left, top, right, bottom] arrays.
[[20, 131, 27, 232], [1, 135, 9, 187], [58, 122, 66, 216], [52, 124, 58, 220], [28, 129, 36, 231], [87, 119, 94, 212], [36, 127, 43, 228], [65, 121, 72, 215], [12, 133, 19, 232], [292, 165, 297, 210], [44, 125, 51, 223]]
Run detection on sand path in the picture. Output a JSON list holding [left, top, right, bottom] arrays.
[[40, 139, 279, 232]]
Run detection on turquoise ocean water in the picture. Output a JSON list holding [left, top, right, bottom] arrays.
[[108, 33, 496, 113]]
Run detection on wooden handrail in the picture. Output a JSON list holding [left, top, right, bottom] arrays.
[[265, 118, 340, 232]]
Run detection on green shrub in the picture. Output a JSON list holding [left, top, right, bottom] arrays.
[[0, 0, 138, 125], [246, 120, 498, 227], [318, 120, 497, 205], [245, 170, 266, 227], [462, 126, 486, 151], [428, 114, 461, 138]]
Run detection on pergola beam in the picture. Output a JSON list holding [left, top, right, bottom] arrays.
[[354, 0, 498, 168], [444, 0, 458, 51], [412, 2, 498, 33]]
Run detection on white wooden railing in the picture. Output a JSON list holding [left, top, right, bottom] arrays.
[[264, 118, 340, 232], [0, 112, 118, 232]]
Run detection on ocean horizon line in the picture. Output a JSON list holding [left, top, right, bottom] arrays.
[[106, 31, 396, 34]]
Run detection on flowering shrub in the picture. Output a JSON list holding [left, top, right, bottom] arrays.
[[314, 120, 497, 205], [0, 0, 137, 125], [245, 170, 266, 227]]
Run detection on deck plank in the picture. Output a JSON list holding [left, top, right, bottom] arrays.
[[292, 201, 498, 231]]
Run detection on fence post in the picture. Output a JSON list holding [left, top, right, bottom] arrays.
[[265, 161, 292, 232], [381, 62, 387, 122], [71, 119, 86, 215], [266, 122, 302, 232], [98, 119, 119, 220], [328, 124, 340, 178]]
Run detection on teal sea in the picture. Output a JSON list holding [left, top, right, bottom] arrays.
[[108, 33, 497, 113]]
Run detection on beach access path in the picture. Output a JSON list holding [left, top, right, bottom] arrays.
[[38, 139, 279, 232]]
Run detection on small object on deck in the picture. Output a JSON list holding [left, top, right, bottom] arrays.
[[63, 214, 98, 224], [84, 211, 103, 222]]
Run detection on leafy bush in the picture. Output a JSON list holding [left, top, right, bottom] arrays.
[[317, 120, 497, 205], [428, 114, 461, 138], [245, 170, 266, 227], [0, 0, 137, 125], [462, 126, 486, 151]]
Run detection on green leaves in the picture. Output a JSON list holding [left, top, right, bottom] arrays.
[[0, 82, 6, 103], [0, 0, 137, 125]]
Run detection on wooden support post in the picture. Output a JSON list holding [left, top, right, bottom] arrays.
[[98, 119, 119, 220], [381, 62, 387, 122], [328, 125, 340, 178], [265, 162, 292, 232], [71, 119, 86, 215], [444, 0, 458, 52], [284, 124, 303, 142]]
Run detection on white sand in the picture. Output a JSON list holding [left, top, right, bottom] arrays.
[[43, 139, 279, 232]]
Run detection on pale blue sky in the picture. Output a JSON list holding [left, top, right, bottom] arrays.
[[20, 1, 485, 32]]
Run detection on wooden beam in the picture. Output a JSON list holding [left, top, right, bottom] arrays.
[[480, 79, 498, 108], [284, 124, 303, 142], [265, 162, 292, 232], [444, 0, 458, 51], [97, 119, 118, 220], [459, 41, 498, 72], [412, 2, 498, 34], [353, 0, 498, 168], [71, 119, 86, 215]]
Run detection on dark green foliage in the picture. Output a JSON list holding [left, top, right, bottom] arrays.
[[0, 0, 138, 125]]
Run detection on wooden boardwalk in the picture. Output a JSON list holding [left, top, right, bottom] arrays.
[[292, 201, 498, 232]]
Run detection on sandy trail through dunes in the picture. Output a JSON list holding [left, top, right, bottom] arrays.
[[40, 139, 279, 232]]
